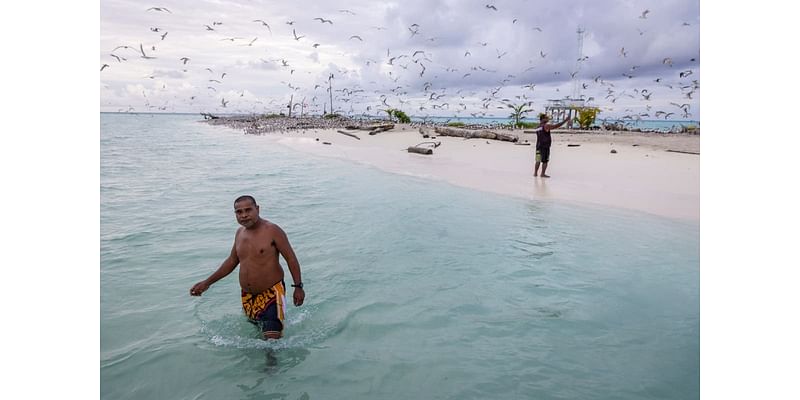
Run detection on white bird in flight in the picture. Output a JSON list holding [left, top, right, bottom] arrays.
[[138, 43, 155, 59], [252, 20, 272, 34]]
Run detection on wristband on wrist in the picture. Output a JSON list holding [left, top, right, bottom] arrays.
[[291, 282, 303, 289]]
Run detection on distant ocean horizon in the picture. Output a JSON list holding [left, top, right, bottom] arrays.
[[99, 111, 699, 132]]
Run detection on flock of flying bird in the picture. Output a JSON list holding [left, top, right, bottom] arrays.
[[101, 5, 699, 124]]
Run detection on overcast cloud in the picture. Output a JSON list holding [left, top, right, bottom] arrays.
[[100, 0, 700, 120]]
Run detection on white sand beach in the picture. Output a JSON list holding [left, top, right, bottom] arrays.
[[254, 125, 699, 221]]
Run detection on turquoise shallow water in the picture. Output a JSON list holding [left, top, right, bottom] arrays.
[[100, 113, 699, 399]]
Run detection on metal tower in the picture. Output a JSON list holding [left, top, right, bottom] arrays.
[[571, 26, 585, 100]]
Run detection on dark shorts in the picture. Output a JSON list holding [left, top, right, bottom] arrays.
[[241, 281, 286, 337], [536, 147, 551, 163]]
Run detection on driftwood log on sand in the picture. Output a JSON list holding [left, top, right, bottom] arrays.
[[346, 123, 395, 131], [368, 125, 394, 135], [337, 130, 361, 140], [407, 146, 433, 155], [434, 126, 518, 142], [407, 141, 441, 155]]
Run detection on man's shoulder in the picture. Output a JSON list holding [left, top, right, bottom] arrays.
[[261, 219, 284, 234]]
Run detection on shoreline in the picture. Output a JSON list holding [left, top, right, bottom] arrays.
[[205, 116, 700, 222]]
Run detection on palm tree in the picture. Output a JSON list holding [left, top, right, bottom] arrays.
[[506, 102, 533, 128]]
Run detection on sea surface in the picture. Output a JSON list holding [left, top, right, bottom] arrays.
[[100, 113, 699, 399]]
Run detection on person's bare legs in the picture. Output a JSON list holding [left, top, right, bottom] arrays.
[[534, 161, 541, 177], [541, 162, 550, 178]]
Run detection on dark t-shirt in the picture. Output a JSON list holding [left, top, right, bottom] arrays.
[[535, 126, 551, 150]]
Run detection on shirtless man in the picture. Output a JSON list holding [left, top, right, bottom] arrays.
[[190, 195, 305, 339]]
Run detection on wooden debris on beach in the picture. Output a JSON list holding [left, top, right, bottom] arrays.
[[433, 126, 519, 142], [347, 123, 395, 131], [666, 149, 700, 155], [567, 144, 580, 147], [407, 141, 441, 155], [419, 127, 430, 138], [368, 125, 394, 135], [408, 146, 433, 155], [610, 149, 617, 153], [337, 130, 361, 140]]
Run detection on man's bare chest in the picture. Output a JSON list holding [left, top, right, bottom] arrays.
[[236, 233, 279, 261]]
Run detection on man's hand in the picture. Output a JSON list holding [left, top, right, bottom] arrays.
[[190, 281, 210, 296], [293, 287, 305, 306]]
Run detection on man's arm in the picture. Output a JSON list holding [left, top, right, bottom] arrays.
[[548, 116, 571, 130], [190, 241, 239, 296], [273, 225, 304, 306]]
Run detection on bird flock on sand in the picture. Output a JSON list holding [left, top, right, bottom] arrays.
[[101, 3, 699, 125]]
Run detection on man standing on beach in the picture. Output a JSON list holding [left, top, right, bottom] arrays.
[[534, 113, 571, 178], [190, 195, 305, 340]]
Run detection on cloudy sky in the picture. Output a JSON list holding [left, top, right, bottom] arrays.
[[100, 0, 700, 121]]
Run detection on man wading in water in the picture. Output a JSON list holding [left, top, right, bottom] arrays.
[[190, 195, 305, 339]]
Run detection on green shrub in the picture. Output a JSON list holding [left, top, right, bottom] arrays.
[[514, 121, 538, 129], [572, 107, 601, 129], [323, 113, 342, 119], [447, 121, 466, 127], [385, 109, 411, 123]]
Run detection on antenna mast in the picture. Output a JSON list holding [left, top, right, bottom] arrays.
[[571, 26, 585, 100]]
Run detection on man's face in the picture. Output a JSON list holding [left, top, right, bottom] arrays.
[[234, 199, 259, 228]]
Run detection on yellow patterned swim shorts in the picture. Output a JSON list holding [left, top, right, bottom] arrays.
[[241, 281, 286, 336]]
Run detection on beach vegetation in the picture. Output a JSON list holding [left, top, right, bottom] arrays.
[[506, 102, 534, 128], [385, 108, 411, 123], [514, 121, 539, 129], [324, 113, 343, 119], [573, 107, 601, 129], [262, 113, 282, 119], [447, 121, 466, 127]]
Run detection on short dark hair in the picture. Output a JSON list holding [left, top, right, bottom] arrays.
[[234, 195, 257, 207]]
